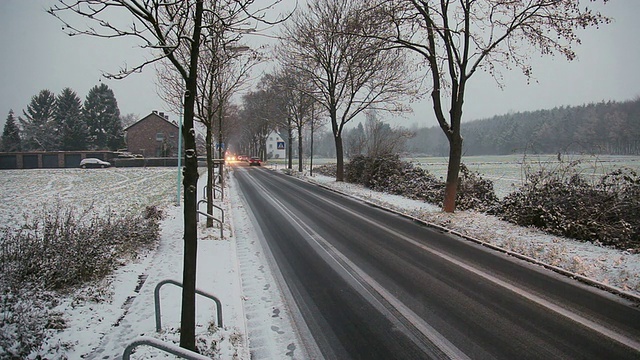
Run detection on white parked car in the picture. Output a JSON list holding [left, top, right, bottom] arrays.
[[80, 158, 111, 168]]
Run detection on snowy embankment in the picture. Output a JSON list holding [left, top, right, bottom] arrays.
[[38, 202, 249, 359]]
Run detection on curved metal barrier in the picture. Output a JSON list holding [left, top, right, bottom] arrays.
[[122, 336, 210, 360], [154, 279, 223, 332], [202, 185, 223, 200], [197, 199, 224, 238]]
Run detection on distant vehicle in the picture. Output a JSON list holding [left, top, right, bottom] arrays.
[[249, 157, 262, 166], [237, 155, 247, 161], [80, 158, 111, 168]]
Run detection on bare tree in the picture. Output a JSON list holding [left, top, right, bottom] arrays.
[[306, 100, 328, 175], [156, 2, 271, 227], [241, 74, 289, 160], [50, 1, 204, 350], [262, 68, 316, 171], [367, 0, 611, 212], [345, 111, 413, 158], [277, 0, 418, 181], [239, 90, 270, 158], [48, 0, 278, 350], [197, 20, 259, 226], [345, 122, 367, 157], [120, 113, 139, 129], [363, 110, 414, 157]]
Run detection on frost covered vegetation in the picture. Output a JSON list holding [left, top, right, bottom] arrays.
[[0, 168, 174, 358], [1, 204, 162, 291], [315, 155, 640, 252]]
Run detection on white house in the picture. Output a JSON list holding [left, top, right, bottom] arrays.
[[266, 131, 286, 159]]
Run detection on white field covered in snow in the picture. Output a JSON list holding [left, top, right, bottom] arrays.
[[0, 160, 639, 358]]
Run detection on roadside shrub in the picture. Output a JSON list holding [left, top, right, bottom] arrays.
[[343, 155, 498, 212], [0, 290, 63, 359], [457, 164, 500, 212], [496, 166, 640, 251], [0, 203, 162, 291], [0, 203, 163, 357], [346, 154, 405, 190], [313, 164, 337, 178]]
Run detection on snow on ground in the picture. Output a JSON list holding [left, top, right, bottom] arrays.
[[37, 176, 250, 359], [23, 168, 303, 359], [4, 164, 639, 358]]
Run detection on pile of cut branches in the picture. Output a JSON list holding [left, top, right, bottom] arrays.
[[495, 167, 640, 251], [318, 155, 498, 212]]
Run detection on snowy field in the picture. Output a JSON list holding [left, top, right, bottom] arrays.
[[0, 168, 252, 359], [408, 154, 640, 198], [1, 160, 639, 358], [0, 167, 179, 229], [0, 166, 309, 359], [274, 154, 640, 198]]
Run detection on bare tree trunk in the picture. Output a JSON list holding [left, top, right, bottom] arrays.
[[310, 106, 315, 176], [180, 1, 203, 351], [443, 133, 463, 213], [206, 128, 214, 227], [287, 121, 293, 170], [297, 125, 303, 172], [334, 134, 344, 181], [217, 102, 225, 194]]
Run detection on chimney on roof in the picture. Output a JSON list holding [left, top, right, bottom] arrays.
[[165, 114, 169, 120], [153, 110, 158, 114], [159, 112, 164, 118]]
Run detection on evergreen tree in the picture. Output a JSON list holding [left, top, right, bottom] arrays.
[[1, 110, 21, 152], [20, 89, 57, 151], [56, 88, 88, 150], [83, 83, 124, 150]]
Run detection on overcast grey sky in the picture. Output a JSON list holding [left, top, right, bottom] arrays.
[[1, 0, 638, 130]]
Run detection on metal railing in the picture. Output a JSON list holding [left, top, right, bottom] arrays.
[[122, 336, 210, 360], [202, 185, 223, 200], [214, 185, 223, 199], [197, 199, 224, 238], [154, 279, 223, 332]]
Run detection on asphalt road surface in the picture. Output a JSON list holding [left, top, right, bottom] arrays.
[[232, 164, 640, 360]]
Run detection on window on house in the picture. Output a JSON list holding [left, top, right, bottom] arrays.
[[269, 144, 273, 149], [156, 132, 164, 141]]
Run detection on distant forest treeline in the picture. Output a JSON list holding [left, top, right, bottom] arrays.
[[406, 98, 640, 156]]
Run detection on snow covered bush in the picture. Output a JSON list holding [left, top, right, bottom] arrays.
[[0, 290, 66, 359], [496, 166, 640, 251], [456, 164, 500, 212], [314, 163, 337, 178], [0, 203, 162, 291], [320, 156, 499, 212], [0, 203, 163, 358]]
